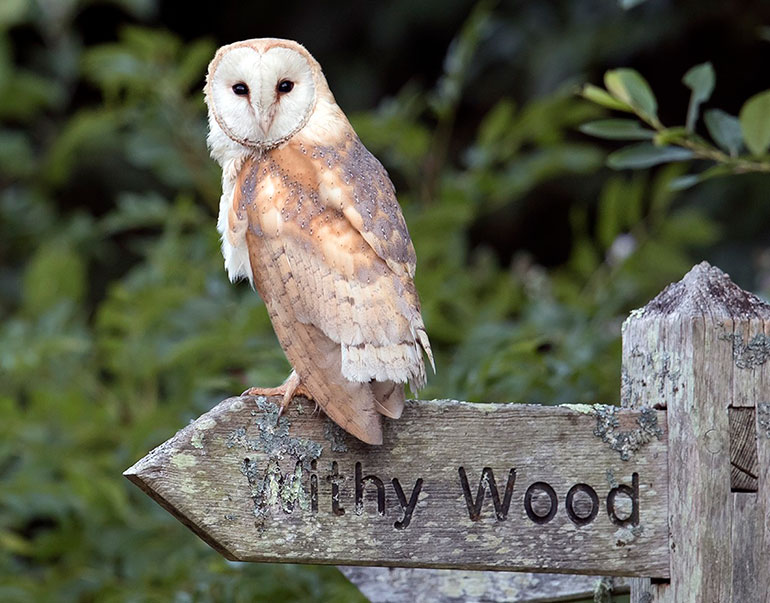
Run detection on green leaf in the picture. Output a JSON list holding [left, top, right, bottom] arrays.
[[596, 175, 644, 249], [83, 45, 145, 96], [477, 98, 516, 147], [580, 84, 634, 112], [0, 0, 29, 28], [22, 242, 86, 314], [0, 129, 34, 177], [579, 119, 655, 140], [607, 143, 694, 169], [174, 38, 216, 90], [653, 127, 689, 146], [668, 174, 700, 191], [100, 192, 171, 234], [597, 178, 623, 250], [739, 90, 770, 156], [682, 62, 715, 132], [604, 69, 658, 121], [44, 109, 120, 185], [430, 1, 493, 119], [648, 163, 688, 220], [668, 164, 732, 191], [660, 207, 720, 247], [0, 70, 63, 121], [0, 529, 34, 555], [704, 109, 743, 156]]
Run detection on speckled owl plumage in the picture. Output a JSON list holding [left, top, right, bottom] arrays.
[[205, 38, 433, 444]]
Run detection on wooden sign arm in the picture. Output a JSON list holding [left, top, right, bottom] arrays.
[[125, 396, 669, 576], [124, 262, 770, 603]]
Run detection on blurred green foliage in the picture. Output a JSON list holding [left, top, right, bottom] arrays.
[[580, 63, 770, 188], [0, 0, 767, 601]]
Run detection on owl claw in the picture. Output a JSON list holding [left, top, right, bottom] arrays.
[[242, 385, 283, 397], [277, 389, 293, 422], [242, 370, 313, 423]]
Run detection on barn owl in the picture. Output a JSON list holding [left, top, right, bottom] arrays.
[[204, 38, 434, 445]]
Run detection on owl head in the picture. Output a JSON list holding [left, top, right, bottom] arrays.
[[205, 38, 340, 161]]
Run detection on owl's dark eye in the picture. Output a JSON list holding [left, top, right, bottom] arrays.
[[232, 82, 249, 96], [277, 80, 294, 94]]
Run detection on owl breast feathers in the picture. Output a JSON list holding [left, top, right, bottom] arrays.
[[205, 38, 433, 444]]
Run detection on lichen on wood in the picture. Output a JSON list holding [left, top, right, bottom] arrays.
[[720, 331, 770, 369], [592, 405, 663, 461]]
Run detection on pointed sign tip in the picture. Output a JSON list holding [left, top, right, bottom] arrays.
[[123, 462, 139, 479]]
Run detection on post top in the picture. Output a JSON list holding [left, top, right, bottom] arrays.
[[629, 261, 770, 320]]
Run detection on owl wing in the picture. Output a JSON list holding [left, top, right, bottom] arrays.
[[330, 137, 418, 280], [235, 137, 431, 444], [269, 137, 432, 387], [307, 135, 434, 383]]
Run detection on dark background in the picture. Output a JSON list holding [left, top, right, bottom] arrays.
[[1, 0, 769, 600]]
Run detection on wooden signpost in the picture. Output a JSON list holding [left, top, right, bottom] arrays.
[[125, 262, 770, 602]]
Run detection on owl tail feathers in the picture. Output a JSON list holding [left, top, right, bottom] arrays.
[[280, 322, 384, 444], [416, 327, 435, 374], [309, 375, 385, 445], [306, 369, 385, 445], [370, 380, 405, 419]]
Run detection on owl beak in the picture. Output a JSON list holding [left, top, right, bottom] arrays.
[[259, 113, 272, 138], [250, 98, 272, 139]]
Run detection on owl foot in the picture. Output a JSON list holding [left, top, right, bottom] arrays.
[[242, 370, 313, 421]]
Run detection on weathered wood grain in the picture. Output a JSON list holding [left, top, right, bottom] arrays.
[[338, 566, 629, 603], [756, 401, 770, 603], [730, 492, 760, 603], [729, 407, 758, 491], [125, 398, 668, 577], [622, 261, 770, 602]]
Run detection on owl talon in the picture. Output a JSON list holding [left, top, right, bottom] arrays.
[[276, 389, 293, 423], [243, 370, 313, 422], [242, 385, 284, 397]]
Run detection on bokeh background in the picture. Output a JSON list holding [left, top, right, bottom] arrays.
[[2, 0, 769, 601]]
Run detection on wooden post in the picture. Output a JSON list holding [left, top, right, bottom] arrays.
[[622, 261, 770, 602], [124, 261, 769, 601]]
